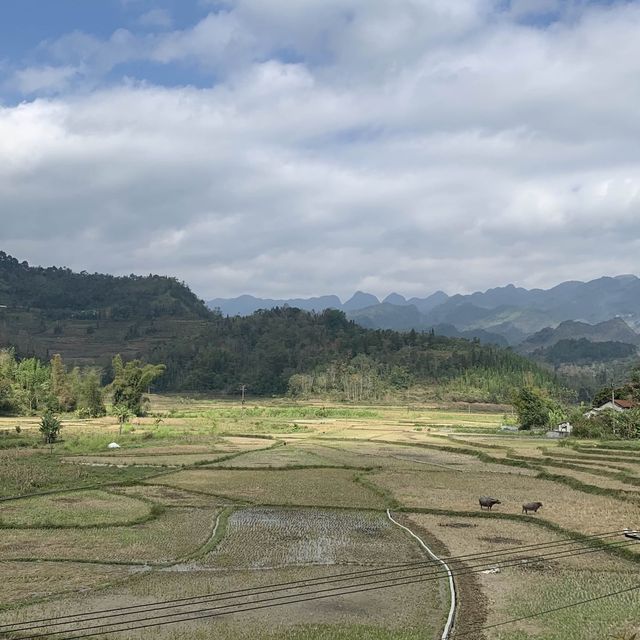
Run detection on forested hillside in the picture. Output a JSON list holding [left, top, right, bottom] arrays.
[[0, 254, 562, 403], [150, 307, 560, 402], [0, 252, 209, 319]]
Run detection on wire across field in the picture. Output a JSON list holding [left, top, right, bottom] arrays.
[[2, 399, 640, 640]]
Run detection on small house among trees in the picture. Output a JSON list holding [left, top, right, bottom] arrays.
[[546, 421, 573, 439], [586, 398, 637, 417]]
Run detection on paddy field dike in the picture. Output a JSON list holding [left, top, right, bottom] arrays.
[[0, 398, 639, 639]]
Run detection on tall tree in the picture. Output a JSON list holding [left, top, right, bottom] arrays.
[[39, 411, 62, 452], [77, 368, 106, 418], [110, 355, 165, 416], [50, 354, 76, 412], [14, 358, 51, 414], [512, 387, 551, 430]]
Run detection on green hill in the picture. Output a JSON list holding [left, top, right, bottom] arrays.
[[0, 253, 562, 402], [0, 251, 209, 318], [0, 252, 210, 367]]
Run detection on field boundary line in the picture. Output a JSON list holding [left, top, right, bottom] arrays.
[[178, 506, 233, 563], [0, 441, 278, 504], [397, 507, 640, 564], [386, 509, 456, 640], [391, 455, 462, 472]]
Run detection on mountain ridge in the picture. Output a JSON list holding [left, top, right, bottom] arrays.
[[0, 251, 558, 401], [207, 275, 640, 348]]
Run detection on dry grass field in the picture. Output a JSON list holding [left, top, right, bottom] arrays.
[[205, 507, 425, 569], [0, 490, 152, 527], [406, 513, 640, 640], [370, 468, 640, 540], [0, 506, 220, 564], [0, 396, 638, 639], [155, 468, 385, 509]]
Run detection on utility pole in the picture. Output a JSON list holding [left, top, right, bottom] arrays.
[[240, 384, 246, 408]]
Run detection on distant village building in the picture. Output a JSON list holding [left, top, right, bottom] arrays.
[[597, 399, 636, 411], [546, 421, 573, 439], [585, 398, 636, 418]]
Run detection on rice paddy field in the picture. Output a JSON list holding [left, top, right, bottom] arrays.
[[0, 396, 638, 639]]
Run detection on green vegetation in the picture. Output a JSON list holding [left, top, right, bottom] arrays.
[[167, 405, 379, 420], [564, 367, 640, 440], [571, 408, 640, 440], [0, 349, 166, 419], [0, 251, 209, 319], [0, 254, 563, 403], [512, 386, 565, 430], [110, 355, 165, 416], [536, 338, 637, 365], [153, 308, 558, 400], [592, 366, 640, 408], [0, 348, 106, 416], [39, 411, 62, 446]]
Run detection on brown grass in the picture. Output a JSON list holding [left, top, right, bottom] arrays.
[[0, 490, 151, 528], [0, 507, 219, 564], [1, 564, 446, 640], [371, 468, 640, 542], [155, 468, 385, 509], [205, 507, 424, 569], [0, 561, 134, 608], [206, 445, 333, 468]]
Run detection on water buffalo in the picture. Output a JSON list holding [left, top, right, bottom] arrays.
[[479, 496, 501, 511], [522, 501, 543, 514]]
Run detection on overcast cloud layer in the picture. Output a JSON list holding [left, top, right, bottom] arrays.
[[1, 0, 639, 299]]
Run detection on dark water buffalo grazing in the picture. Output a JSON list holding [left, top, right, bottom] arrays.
[[522, 501, 543, 514], [479, 496, 501, 510]]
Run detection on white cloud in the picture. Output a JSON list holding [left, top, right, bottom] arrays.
[[1, 1, 639, 298], [10, 65, 81, 94], [137, 9, 173, 29]]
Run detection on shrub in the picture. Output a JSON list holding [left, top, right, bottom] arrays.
[[39, 411, 62, 446]]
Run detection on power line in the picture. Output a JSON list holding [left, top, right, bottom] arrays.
[[8, 537, 636, 638], [1, 529, 626, 633], [10, 538, 638, 640], [450, 582, 640, 638], [22, 540, 639, 640]]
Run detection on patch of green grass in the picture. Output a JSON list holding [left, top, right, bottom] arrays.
[[181, 506, 234, 561], [167, 406, 380, 420], [0, 490, 154, 528], [0, 451, 156, 499]]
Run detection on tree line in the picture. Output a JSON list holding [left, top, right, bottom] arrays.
[[513, 366, 640, 439], [150, 307, 562, 402], [0, 251, 209, 320], [0, 350, 164, 419]]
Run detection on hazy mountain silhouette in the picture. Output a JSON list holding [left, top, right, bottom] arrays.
[[207, 275, 640, 349]]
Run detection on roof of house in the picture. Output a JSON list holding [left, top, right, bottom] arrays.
[[614, 399, 636, 409]]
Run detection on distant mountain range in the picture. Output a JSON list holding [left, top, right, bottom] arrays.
[[208, 290, 449, 318], [207, 276, 640, 358], [518, 318, 640, 354]]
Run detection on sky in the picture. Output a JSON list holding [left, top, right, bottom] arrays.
[[1, 0, 639, 301]]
